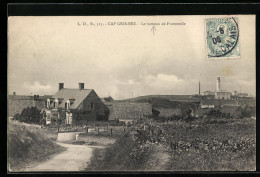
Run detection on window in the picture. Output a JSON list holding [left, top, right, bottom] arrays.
[[46, 99, 50, 108], [65, 100, 70, 109], [90, 103, 94, 109], [54, 99, 58, 108]]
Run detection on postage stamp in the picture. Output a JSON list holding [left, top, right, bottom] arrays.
[[206, 17, 240, 59]]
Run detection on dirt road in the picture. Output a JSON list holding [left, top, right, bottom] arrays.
[[25, 142, 103, 172]]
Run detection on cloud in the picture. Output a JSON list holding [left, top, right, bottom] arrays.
[[145, 74, 183, 88], [141, 74, 198, 95], [23, 81, 53, 95]]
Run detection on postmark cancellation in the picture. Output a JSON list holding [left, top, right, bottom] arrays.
[[206, 17, 240, 59]]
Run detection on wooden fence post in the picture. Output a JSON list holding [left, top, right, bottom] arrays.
[[110, 128, 113, 135], [97, 128, 99, 134], [86, 127, 88, 134]]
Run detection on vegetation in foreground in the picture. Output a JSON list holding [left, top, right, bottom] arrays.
[[86, 117, 256, 171], [8, 120, 66, 171]]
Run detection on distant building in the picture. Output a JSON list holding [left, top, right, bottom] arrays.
[[8, 93, 50, 117], [215, 91, 232, 100], [203, 90, 215, 96], [200, 99, 238, 109], [232, 90, 238, 96], [214, 76, 232, 100], [237, 92, 249, 98]]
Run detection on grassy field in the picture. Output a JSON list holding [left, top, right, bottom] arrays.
[[86, 117, 256, 171], [8, 120, 66, 171]]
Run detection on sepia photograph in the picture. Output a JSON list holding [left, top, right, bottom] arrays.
[[7, 15, 256, 172]]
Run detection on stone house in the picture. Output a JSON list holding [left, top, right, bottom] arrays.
[[47, 83, 108, 123]]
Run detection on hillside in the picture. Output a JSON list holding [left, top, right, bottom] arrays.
[[8, 121, 65, 171], [120, 95, 201, 103]]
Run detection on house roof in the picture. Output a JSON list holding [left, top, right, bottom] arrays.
[[222, 100, 238, 105], [201, 99, 218, 105], [51, 88, 93, 109], [201, 99, 238, 106], [101, 96, 114, 105], [40, 95, 53, 100], [220, 105, 242, 117], [108, 102, 152, 120], [203, 90, 214, 93], [238, 99, 256, 107], [8, 95, 34, 100], [8, 95, 53, 101]]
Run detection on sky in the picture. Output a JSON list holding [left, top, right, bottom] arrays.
[[8, 16, 256, 99]]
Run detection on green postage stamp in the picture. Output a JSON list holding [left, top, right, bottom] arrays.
[[206, 17, 240, 59]]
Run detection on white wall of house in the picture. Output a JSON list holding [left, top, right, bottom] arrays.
[[201, 105, 215, 109]]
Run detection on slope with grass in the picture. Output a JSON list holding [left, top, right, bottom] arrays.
[[8, 120, 66, 171]]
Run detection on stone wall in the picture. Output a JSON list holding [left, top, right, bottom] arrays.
[[109, 102, 152, 120], [155, 108, 182, 118], [57, 132, 79, 142]]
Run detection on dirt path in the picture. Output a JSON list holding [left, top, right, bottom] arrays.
[[25, 142, 103, 172]]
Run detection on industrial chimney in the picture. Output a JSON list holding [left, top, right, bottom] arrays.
[[79, 83, 84, 90], [216, 76, 221, 92], [199, 81, 201, 95], [59, 83, 64, 90]]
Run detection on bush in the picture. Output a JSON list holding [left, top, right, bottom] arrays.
[[87, 118, 256, 171], [13, 107, 41, 124], [109, 119, 125, 126], [70, 110, 92, 122], [87, 134, 154, 170], [71, 109, 109, 122]]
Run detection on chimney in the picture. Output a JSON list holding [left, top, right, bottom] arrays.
[[216, 76, 221, 92], [79, 83, 84, 90], [13, 92, 16, 96], [59, 83, 64, 90]]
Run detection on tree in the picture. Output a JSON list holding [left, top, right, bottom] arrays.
[[14, 107, 41, 124]]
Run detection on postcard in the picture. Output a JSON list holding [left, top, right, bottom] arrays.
[[8, 15, 256, 172]]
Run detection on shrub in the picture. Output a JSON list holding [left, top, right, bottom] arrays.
[[70, 110, 92, 122], [13, 107, 41, 124]]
